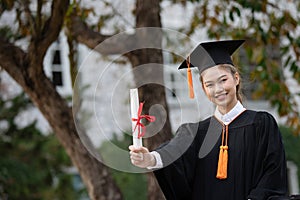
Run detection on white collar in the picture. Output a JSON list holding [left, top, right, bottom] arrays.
[[214, 101, 246, 125]]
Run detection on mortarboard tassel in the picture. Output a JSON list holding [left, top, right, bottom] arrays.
[[216, 125, 229, 179], [216, 145, 224, 178], [186, 56, 194, 99]]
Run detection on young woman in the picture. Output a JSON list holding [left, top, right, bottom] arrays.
[[129, 40, 288, 200]]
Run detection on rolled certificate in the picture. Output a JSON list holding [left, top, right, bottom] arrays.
[[130, 88, 143, 148]]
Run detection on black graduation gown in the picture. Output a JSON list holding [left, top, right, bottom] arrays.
[[153, 110, 288, 200]]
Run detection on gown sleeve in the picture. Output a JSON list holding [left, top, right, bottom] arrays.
[[247, 112, 288, 200], [153, 123, 201, 200]]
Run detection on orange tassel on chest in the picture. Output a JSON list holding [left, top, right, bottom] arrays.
[[216, 125, 228, 179]]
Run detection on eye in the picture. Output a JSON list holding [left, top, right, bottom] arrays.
[[219, 78, 227, 84], [205, 84, 213, 88]]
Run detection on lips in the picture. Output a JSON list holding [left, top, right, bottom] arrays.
[[215, 93, 227, 100]]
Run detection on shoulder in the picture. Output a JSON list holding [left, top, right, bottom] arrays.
[[252, 111, 278, 124], [239, 109, 277, 122], [248, 110, 280, 134]]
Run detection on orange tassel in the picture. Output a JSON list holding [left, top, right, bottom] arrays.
[[186, 56, 194, 99], [222, 145, 228, 178], [187, 68, 194, 99], [216, 126, 228, 179], [216, 146, 224, 179]]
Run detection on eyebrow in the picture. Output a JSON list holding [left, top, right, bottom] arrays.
[[204, 74, 228, 84]]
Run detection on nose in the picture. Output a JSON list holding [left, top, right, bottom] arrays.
[[215, 82, 225, 93]]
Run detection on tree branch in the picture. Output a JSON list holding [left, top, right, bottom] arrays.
[[28, 0, 69, 64], [0, 38, 27, 86], [68, 15, 137, 55], [23, 0, 69, 81]]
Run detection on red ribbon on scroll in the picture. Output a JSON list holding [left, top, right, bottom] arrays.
[[132, 102, 156, 139]]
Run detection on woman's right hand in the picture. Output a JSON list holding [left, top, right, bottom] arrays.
[[129, 145, 156, 168]]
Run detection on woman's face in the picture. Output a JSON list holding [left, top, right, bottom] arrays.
[[201, 65, 240, 114]]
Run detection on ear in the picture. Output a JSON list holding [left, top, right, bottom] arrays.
[[234, 72, 240, 86]]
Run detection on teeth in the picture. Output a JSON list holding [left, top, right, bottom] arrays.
[[216, 94, 226, 98]]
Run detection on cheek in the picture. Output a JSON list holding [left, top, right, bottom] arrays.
[[223, 80, 236, 90], [204, 87, 214, 97]]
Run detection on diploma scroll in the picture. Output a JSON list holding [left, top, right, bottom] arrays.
[[130, 88, 143, 148]]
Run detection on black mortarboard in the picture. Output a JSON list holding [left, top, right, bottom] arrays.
[[178, 39, 245, 73], [178, 39, 245, 99]]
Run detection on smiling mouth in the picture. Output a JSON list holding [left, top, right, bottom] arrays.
[[215, 93, 227, 99]]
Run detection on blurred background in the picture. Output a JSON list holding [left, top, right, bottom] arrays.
[[0, 0, 299, 199]]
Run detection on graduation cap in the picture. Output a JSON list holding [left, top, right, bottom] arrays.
[[178, 40, 245, 99]]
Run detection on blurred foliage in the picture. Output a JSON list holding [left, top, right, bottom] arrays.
[[0, 92, 87, 200], [99, 134, 148, 200], [280, 125, 300, 186], [111, 169, 148, 200], [184, 0, 300, 134]]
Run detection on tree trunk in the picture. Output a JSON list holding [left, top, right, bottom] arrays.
[[67, 0, 173, 198], [0, 16, 123, 200], [1, 0, 171, 199], [131, 1, 172, 199], [34, 80, 123, 199], [29, 75, 123, 200], [0, 1, 124, 199]]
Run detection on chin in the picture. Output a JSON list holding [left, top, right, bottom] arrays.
[[215, 100, 232, 109], [218, 103, 230, 109]]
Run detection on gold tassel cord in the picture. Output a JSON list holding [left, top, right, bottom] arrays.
[[186, 56, 194, 99], [216, 146, 224, 178], [216, 125, 229, 179]]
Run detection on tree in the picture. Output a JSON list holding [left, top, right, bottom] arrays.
[[0, 0, 172, 199], [67, 0, 172, 199], [0, 1, 122, 199], [1, 0, 300, 199], [183, 0, 300, 134]]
